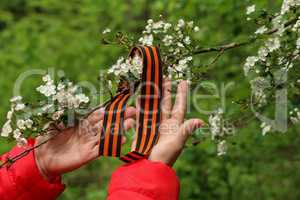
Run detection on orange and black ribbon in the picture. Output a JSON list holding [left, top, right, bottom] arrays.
[[99, 46, 163, 162]]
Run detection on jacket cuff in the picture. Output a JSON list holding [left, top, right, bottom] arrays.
[[4, 139, 65, 199], [108, 159, 180, 200]]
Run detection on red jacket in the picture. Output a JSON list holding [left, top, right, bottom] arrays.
[[0, 140, 179, 200]]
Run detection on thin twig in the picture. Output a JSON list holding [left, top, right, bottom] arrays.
[[206, 48, 225, 67], [0, 134, 56, 168]]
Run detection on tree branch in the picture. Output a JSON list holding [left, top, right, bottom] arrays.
[[193, 40, 253, 55], [192, 16, 298, 56]]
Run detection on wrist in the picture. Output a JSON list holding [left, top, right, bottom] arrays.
[[34, 147, 55, 181]]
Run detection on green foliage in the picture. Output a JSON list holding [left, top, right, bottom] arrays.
[[0, 0, 299, 199]]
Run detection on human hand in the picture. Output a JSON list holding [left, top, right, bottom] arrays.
[[35, 107, 136, 180], [131, 80, 203, 166]]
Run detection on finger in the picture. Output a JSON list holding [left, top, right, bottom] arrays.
[[130, 134, 137, 151], [124, 106, 136, 119], [89, 106, 136, 126], [171, 81, 189, 123], [124, 118, 135, 131], [180, 119, 203, 140], [89, 107, 105, 124], [161, 79, 172, 121], [121, 136, 126, 144]]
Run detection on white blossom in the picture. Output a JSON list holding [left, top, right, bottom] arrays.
[[152, 21, 164, 29], [246, 5, 256, 15], [209, 109, 223, 140], [255, 26, 268, 34], [75, 94, 89, 104], [162, 35, 173, 46], [265, 37, 281, 52], [177, 19, 185, 28], [296, 37, 300, 48], [194, 26, 200, 32], [17, 119, 26, 130], [261, 122, 272, 136], [10, 96, 22, 103], [292, 18, 300, 32], [25, 119, 33, 129], [244, 56, 259, 75], [177, 42, 184, 48], [108, 55, 143, 78], [13, 129, 21, 139], [15, 103, 25, 111], [37, 76, 56, 97], [102, 28, 111, 34], [57, 83, 65, 91], [217, 140, 227, 156], [7, 110, 13, 120], [187, 21, 194, 28], [173, 57, 192, 76], [1, 120, 12, 137], [258, 47, 269, 61], [138, 34, 153, 45], [184, 36, 191, 45], [281, 0, 300, 15]]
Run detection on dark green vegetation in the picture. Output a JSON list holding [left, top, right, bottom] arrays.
[[0, 0, 299, 199]]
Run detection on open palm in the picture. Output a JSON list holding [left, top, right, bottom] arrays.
[[35, 107, 136, 178]]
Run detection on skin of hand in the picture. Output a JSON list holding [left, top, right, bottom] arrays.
[[35, 107, 136, 180], [131, 80, 203, 166]]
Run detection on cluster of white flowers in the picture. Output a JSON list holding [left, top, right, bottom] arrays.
[[37, 74, 89, 116], [108, 54, 143, 79], [1, 74, 90, 145], [137, 18, 199, 80], [106, 18, 201, 82], [244, 1, 300, 135], [209, 108, 223, 140], [209, 108, 235, 156], [107, 18, 200, 81], [0, 96, 32, 146], [169, 56, 193, 80], [53, 82, 89, 110], [37, 75, 56, 97], [289, 108, 300, 124], [244, 36, 281, 76], [281, 0, 300, 15]]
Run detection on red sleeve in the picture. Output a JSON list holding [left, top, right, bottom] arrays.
[[0, 139, 65, 200], [107, 159, 180, 200]]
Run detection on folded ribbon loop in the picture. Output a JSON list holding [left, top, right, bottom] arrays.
[[99, 46, 163, 162]]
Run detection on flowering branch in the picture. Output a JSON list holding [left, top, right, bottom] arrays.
[[0, 133, 56, 168]]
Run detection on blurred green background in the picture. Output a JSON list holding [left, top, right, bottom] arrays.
[[1, 0, 300, 199]]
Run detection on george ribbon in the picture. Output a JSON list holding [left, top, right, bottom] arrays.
[[99, 46, 163, 163]]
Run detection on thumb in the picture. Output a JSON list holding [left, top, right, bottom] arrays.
[[180, 119, 203, 139]]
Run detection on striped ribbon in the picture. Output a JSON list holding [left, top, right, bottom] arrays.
[[99, 45, 163, 162]]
